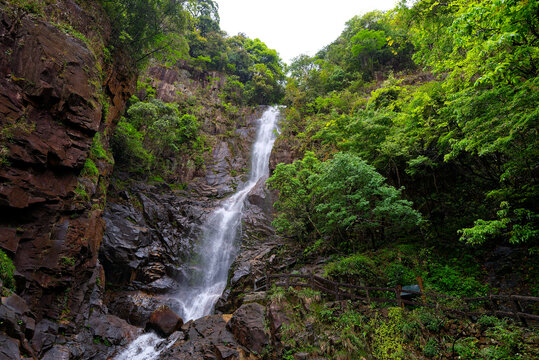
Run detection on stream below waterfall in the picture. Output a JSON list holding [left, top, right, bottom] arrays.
[[115, 106, 281, 359]]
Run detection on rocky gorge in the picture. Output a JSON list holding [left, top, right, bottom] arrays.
[[0, 1, 291, 359]]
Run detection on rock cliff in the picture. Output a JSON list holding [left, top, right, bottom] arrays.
[[0, 1, 135, 358]]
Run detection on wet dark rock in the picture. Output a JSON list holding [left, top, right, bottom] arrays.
[[160, 315, 242, 360], [100, 203, 152, 285], [247, 177, 272, 211], [216, 239, 280, 314], [142, 276, 180, 294], [146, 306, 183, 337], [227, 303, 269, 353], [105, 291, 162, 327], [0, 2, 135, 357], [31, 319, 58, 355], [0, 292, 36, 359], [41, 345, 70, 360], [1, 293, 30, 318], [89, 313, 142, 346], [0, 333, 21, 360]]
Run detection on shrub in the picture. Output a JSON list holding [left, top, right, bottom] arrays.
[[324, 253, 379, 285], [90, 133, 112, 163], [370, 307, 406, 360], [426, 263, 488, 297], [416, 309, 443, 332], [111, 120, 152, 170], [477, 315, 500, 329], [0, 249, 15, 290], [386, 263, 416, 287]]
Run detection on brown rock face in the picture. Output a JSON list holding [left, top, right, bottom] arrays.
[[268, 301, 291, 342], [146, 306, 183, 337], [0, 1, 134, 357], [227, 303, 269, 354]]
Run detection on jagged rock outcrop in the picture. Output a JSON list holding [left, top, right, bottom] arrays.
[[0, 1, 135, 357]]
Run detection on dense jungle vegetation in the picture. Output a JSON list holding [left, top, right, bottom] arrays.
[[100, 0, 285, 177], [263, 1, 539, 357], [268, 0, 538, 295]]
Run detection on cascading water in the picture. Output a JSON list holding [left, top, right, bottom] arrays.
[[115, 106, 281, 359], [173, 106, 280, 320]]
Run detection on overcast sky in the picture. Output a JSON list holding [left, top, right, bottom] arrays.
[[216, 0, 399, 65]]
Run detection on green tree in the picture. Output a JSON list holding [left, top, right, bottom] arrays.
[[268, 152, 422, 251], [267, 152, 320, 241], [100, 0, 189, 65], [111, 98, 202, 172], [111, 120, 152, 170], [312, 153, 422, 250], [350, 29, 387, 76]]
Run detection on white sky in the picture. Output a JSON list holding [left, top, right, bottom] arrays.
[[216, 0, 399, 65]]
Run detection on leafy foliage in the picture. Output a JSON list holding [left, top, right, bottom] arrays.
[[111, 97, 202, 173], [100, 0, 189, 65], [0, 249, 15, 291], [275, 1, 538, 256], [187, 30, 285, 104], [268, 152, 422, 250]]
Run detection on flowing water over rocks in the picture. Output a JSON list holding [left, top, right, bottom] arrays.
[[115, 106, 281, 359]]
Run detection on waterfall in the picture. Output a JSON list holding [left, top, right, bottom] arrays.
[[115, 106, 281, 359], [173, 106, 280, 320]]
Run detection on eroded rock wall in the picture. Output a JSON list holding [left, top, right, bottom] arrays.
[[0, 1, 135, 358]]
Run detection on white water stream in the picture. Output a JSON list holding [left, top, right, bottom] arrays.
[[115, 106, 280, 359]]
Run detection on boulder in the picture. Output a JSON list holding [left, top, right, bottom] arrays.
[[159, 315, 240, 360], [0, 333, 21, 360], [41, 345, 70, 360], [105, 291, 161, 327], [227, 303, 269, 353], [146, 306, 183, 337], [89, 313, 142, 346], [31, 319, 59, 355]]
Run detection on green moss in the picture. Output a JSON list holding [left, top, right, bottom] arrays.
[[90, 133, 113, 163], [81, 158, 99, 179], [0, 249, 16, 291], [1, 116, 36, 141], [54, 23, 92, 51], [60, 256, 75, 267]]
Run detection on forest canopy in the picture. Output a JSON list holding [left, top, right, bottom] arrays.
[[273, 0, 538, 254]]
